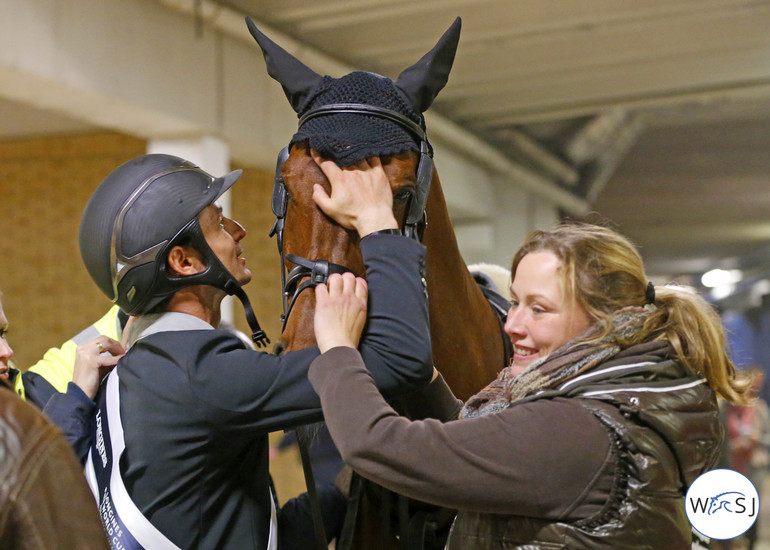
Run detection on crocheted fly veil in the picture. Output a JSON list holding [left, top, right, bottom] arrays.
[[246, 17, 462, 165], [292, 72, 426, 166]]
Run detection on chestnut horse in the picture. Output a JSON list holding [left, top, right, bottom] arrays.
[[248, 17, 509, 550]]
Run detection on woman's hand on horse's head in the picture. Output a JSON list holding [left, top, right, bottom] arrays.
[[313, 272, 369, 354], [312, 151, 399, 238]]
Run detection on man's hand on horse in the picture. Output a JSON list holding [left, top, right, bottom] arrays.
[[312, 151, 399, 237]]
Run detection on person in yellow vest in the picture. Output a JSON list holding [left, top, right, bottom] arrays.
[[8, 305, 127, 408]]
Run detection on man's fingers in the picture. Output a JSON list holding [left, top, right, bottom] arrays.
[[312, 152, 342, 179], [350, 158, 372, 170], [312, 183, 332, 212]]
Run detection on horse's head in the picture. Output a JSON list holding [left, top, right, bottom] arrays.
[[247, 18, 461, 350]]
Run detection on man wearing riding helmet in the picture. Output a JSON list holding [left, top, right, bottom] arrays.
[[52, 153, 433, 550]]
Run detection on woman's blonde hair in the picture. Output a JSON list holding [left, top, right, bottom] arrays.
[[511, 221, 751, 403]]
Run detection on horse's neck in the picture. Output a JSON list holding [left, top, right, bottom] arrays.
[[422, 173, 505, 401]]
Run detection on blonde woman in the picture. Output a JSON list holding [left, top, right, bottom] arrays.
[[309, 222, 750, 549]]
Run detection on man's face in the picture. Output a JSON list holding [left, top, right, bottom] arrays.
[[0, 301, 14, 381], [198, 204, 252, 286]]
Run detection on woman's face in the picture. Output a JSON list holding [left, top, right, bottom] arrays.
[[0, 300, 13, 382], [504, 251, 591, 372]]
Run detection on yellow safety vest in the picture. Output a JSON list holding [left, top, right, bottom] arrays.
[[14, 305, 122, 400]]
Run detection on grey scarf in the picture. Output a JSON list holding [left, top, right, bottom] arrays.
[[461, 305, 655, 418]]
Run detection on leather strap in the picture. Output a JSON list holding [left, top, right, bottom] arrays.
[[295, 426, 329, 550]]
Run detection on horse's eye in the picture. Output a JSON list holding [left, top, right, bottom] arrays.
[[394, 187, 414, 203]]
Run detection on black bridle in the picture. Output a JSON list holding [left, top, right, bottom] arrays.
[[270, 102, 434, 331], [269, 103, 440, 550]]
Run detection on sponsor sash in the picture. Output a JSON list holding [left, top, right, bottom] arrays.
[[85, 370, 181, 550], [85, 315, 279, 550]]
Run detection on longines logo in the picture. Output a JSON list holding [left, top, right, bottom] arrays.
[[686, 469, 759, 540]]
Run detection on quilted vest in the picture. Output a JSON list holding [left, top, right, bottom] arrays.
[[446, 358, 722, 550]]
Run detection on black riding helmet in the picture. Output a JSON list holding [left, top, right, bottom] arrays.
[[79, 154, 269, 346]]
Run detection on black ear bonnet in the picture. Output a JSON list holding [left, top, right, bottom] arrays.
[[291, 72, 427, 166], [246, 16, 462, 166]]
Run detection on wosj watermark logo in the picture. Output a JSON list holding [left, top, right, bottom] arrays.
[[686, 468, 759, 540]]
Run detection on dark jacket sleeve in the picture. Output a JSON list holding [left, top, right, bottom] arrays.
[[42, 382, 96, 464], [184, 234, 433, 432], [19, 370, 59, 409], [309, 346, 613, 519], [356, 233, 433, 393]]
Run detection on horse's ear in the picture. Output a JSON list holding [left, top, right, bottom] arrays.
[[395, 17, 462, 113], [245, 17, 323, 113]]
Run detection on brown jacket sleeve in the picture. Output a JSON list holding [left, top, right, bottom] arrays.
[[0, 386, 109, 550], [309, 346, 613, 519]]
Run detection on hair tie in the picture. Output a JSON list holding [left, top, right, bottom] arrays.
[[645, 281, 656, 304]]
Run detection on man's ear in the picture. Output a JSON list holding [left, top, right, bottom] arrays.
[[166, 245, 205, 276]]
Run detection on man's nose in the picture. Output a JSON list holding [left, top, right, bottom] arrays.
[[224, 217, 247, 240]]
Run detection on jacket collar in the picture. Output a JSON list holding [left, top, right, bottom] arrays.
[[127, 312, 213, 347]]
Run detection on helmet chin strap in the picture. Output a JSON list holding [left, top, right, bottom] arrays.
[[224, 280, 270, 348], [156, 219, 271, 348]]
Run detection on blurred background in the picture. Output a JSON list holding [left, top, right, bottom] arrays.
[[2, 1, 770, 524]]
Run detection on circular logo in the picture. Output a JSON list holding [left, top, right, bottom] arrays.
[[686, 468, 760, 540]]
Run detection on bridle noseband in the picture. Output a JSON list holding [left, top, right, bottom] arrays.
[[270, 102, 434, 331]]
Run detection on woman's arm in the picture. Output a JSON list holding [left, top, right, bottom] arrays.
[[42, 335, 124, 462], [309, 347, 612, 519]]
